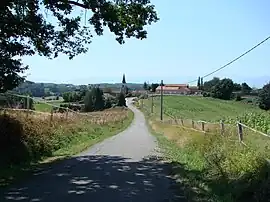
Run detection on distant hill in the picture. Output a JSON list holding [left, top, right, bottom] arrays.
[[11, 81, 144, 97]]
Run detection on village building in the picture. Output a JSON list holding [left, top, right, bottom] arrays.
[[155, 84, 201, 95]]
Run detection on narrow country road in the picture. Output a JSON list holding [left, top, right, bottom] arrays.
[[0, 98, 183, 202]]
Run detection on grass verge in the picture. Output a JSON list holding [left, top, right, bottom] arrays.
[[0, 109, 134, 188], [136, 102, 269, 202]]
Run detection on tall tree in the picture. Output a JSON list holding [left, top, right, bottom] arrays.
[[258, 82, 270, 110], [1, 0, 158, 93], [233, 83, 242, 92], [84, 90, 94, 112], [122, 74, 126, 84], [143, 82, 148, 90], [151, 83, 159, 92], [203, 77, 220, 92], [200, 77, 203, 90], [211, 78, 234, 100], [197, 76, 201, 89], [117, 92, 126, 107], [241, 82, 252, 94]]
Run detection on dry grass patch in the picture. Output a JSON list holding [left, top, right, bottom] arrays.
[[0, 107, 133, 187]]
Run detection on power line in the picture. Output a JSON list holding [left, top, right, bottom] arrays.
[[186, 36, 270, 84]]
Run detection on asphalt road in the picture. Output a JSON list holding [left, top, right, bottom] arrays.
[[0, 98, 184, 202]]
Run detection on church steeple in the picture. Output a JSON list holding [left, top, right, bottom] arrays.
[[122, 74, 126, 84]]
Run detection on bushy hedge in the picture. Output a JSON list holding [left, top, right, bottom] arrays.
[[183, 132, 270, 201], [0, 114, 54, 166]]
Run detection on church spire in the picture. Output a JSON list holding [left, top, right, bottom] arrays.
[[122, 74, 126, 84]]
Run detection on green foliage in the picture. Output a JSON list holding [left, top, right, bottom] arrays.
[[0, 109, 132, 182], [241, 82, 252, 94], [62, 91, 85, 103], [84, 87, 105, 112], [148, 96, 266, 122], [211, 78, 234, 100], [84, 90, 94, 112], [139, 93, 148, 99], [258, 82, 270, 110], [149, 120, 270, 202], [143, 82, 148, 90], [0, 94, 34, 109], [233, 83, 242, 92], [1, 0, 158, 93], [188, 133, 270, 202], [202, 92, 211, 97], [225, 111, 270, 134], [197, 76, 201, 89], [12, 81, 145, 97], [93, 87, 105, 111], [235, 93, 242, 101], [117, 92, 126, 107], [151, 83, 159, 92], [203, 77, 220, 92]]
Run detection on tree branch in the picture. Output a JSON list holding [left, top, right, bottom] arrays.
[[67, 1, 90, 9]]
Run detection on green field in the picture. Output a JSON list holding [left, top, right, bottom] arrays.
[[139, 96, 270, 201], [147, 96, 264, 121], [34, 102, 62, 112], [144, 96, 270, 134]]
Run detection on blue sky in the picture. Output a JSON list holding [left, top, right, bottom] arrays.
[[23, 0, 270, 87]]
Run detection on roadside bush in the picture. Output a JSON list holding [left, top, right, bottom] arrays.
[[258, 82, 270, 110], [0, 114, 54, 166], [139, 93, 148, 99], [185, 132, 270, 201], [202, 92, 211, 97], [59, 104, 82, 112], [0, 108, 130, 169], [117, 92, 126, 107], [235, 93, 242, 101]]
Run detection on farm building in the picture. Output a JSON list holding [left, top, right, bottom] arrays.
[[155, 84, 201, 95]]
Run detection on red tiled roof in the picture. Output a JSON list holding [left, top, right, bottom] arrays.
[[164, 84, 188, 87], [156, 86, 191, 92]]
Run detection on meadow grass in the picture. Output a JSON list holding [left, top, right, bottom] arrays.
[[0, 108, 133, 187], [136, 100, 270, 202], [145, 96, 265, 120]]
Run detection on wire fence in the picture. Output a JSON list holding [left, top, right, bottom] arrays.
[[138, 98, 270, 159], [0, 93, 128, 125]]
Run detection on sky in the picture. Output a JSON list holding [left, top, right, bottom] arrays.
[[23, 0, 270, 87]]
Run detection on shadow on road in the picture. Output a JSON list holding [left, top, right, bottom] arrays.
[[0, 155, 186, 202]]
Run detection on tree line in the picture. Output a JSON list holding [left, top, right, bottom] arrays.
[[199, 77, 270, 110]]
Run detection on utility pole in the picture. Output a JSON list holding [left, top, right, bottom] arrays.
[[160, 80, 163, 121], [151, 95, 154, 113]]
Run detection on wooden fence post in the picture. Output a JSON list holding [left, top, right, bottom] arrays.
[[26, 95, 30, 118], [201, 121, 205, 132], [50, 108, 53, 125], [220, 120, 225, 135], [237, 121, 243, 142], [65, 107, 68, 120], [192, 120, 195, 128]]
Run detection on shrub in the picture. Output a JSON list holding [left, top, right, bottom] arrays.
[[117, 92, 126, 107], [185, 132, 270, 201], [258, 82, 270, 110], [202, 92, 211, 97], [139, 93, 148, 99], [84, 87, 105, 112], [235, 93, 242, 101], [0, 114, 53, 166]]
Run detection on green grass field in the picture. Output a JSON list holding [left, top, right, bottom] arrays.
[[34, 102, 62, 112], [138, 98, 270, 201], [146, 96, 267, 122]]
